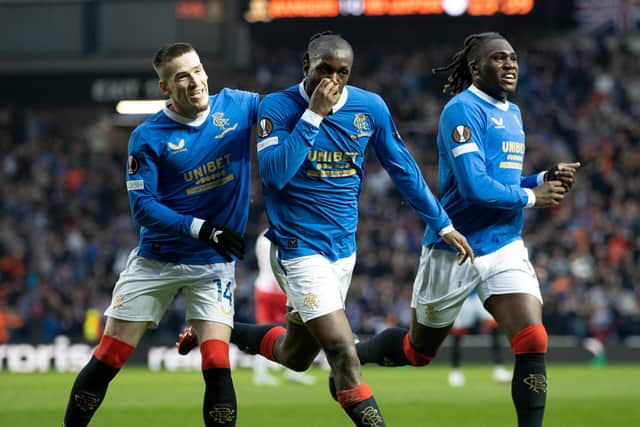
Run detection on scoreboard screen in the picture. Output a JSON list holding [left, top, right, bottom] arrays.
[[244, 0, 535, 22]]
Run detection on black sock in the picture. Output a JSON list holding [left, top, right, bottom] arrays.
[[356, 327, 409, 366], [343, 396, 386, 427], [512, 353, 547, 427], [63, 357, 119, 427], [451, 335, 462, 368], [230, 322, 278, 355], [202, 368, 237, 427]]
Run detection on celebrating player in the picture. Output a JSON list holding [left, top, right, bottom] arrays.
[[227, 31, 473, 427], [353, 32, 580, 427], [63, 42, 259, 427]]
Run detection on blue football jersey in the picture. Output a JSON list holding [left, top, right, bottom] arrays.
[[424, 85, 544, 255], [256, 82, 451, 261], [126, 88, 260, 264]]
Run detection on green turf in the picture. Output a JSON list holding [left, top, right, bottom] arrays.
[[2, 364, 639, 426]]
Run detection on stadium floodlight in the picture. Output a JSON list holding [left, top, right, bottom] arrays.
[[442, 0, 469, 16], [116, 100, 166, 115]]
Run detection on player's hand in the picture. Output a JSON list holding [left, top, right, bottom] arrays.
[[309, 78, 341, 117], [533, 180, 566, 208], [544, 162, 581, 191], [198, 222, 245, 262], [441, 229, 475, 265]]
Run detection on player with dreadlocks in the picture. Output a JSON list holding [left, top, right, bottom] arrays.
[[223, 30, 474, 426], [353, 32, 580, 427]]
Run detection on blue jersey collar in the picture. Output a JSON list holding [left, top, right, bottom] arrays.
[[468, 85, 510, 112], [298, 80, 349, 113]]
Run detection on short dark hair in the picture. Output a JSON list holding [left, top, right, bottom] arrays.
[[303, 31, 352, 64], [152, 42, 195, 79], [432, 32, 505, 95]]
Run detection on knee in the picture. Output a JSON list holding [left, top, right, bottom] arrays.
[[285, 357, 314, 372], [510, 324, 548, 354]]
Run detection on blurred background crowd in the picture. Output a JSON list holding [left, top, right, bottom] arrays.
[[1, 4, 639, 350]]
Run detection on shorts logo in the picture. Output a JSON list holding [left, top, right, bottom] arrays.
[[208, 405, 236, 424], [523, 374, 547, 393], [303, 293, 320, 309], [424, 304, 437, 320], [257, 118, 273, 138], [287, 238, 298, 248], [452, 125, 471, 143], [112, 293, 124, 310], [127, 155, 139, 175]]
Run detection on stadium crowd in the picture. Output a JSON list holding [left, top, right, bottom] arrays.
[[1, 33, 639, 347]]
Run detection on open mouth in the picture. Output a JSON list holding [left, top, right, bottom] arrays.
[[501, 73, 517, 84]]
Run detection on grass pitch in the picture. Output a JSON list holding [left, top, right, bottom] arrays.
[[2, 364, 639, 426]]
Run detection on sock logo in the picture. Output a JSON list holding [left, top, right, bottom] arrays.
[[208, 405, 236, 424], [361, 406, 384, 427], [74, 391, 101, 412], [523, 373, 547, 393]]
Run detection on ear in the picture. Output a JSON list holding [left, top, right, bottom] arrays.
[[468, 60, 479, 78], [159, 80, 170, 97], [302, 53, 310, 77]]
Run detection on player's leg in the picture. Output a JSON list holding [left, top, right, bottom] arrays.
[[63, 318, 144, 426], [306, 310, 385, 427], [64, 251, 171, 426], [486, 294, 546, 427], [356, 245, 476, 367], [185, 261, 239, 427], [252, 290, 282, 385], [191, 320, 237, 426], [448, 327, 466, 387], [481, 240, 547, 427]]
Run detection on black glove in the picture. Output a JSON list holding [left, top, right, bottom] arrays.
[[198, 222, 245, 262], [544, 165, 573, 191]]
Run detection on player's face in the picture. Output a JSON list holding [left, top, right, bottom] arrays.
[[304, 47, 352, 97], [160, 51, 209, 118], [473, 38, 518, 101]]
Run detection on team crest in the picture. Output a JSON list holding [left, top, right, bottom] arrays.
[[303, 293, 320, 309], [208, 405, 236, 423], [451, 125, 471, 143], [351, 113, 373, 139], [74, 391, 101, 411], [212, 112, 238, 139], [127, 155, 139, 175], [257, 118, 273, 138], [523, 374, 547, 393]]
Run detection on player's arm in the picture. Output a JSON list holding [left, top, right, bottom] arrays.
[[441, 102, 534, 209], [126, 131, 195, 236], [127, 132, 244, 260], [256, 96, 322, 190], [371, 98, 474, 264]]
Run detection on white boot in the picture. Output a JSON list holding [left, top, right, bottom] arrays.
[[254, 355, 280, 386], [448, 369, 465, 387], [493, 365, 512, 383], [284, 369, 316, 385]]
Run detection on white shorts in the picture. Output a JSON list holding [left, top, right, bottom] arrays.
[[411, 239, 541, 328], [270, 244, 356, 324], [104, 248, 236, 328], [452, 293, 494, 329]]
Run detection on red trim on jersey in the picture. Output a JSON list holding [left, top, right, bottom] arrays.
[[260, 326, 286, 362], [337, 383, 373, 408], [93, 335, 135, 369], [200, 339, 230, 369], [510, 324, 548, 354]]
